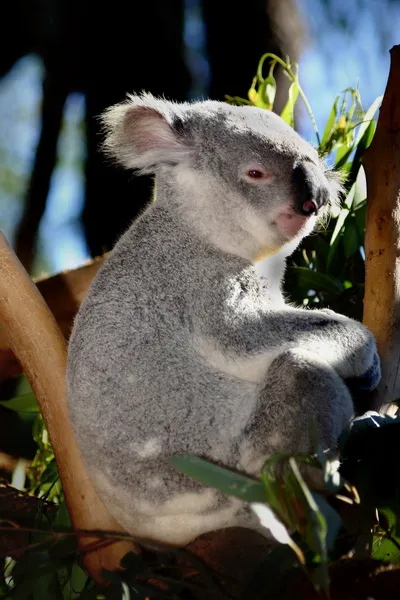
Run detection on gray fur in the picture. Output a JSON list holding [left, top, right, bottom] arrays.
[[67, 94, 380, 546]]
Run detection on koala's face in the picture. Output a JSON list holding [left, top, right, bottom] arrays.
[[102, 95, 341, 260], [175, 103, 340, 248]]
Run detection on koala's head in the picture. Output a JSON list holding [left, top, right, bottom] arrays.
[[102, 93, 341, 262]]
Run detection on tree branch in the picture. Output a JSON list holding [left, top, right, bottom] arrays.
[[0, 256, 105, 381], [0, 234, 132, 581]]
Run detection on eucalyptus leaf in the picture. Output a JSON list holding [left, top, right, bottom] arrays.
[[351, 120, 376, 174], [327, 205, 353, 269], [280, 80, 300, 127], [40, 458, 60, 487], [170, 455, 266, 502], [372, 532, 400, 563], [343, 218, 360, 258], [0, 392, 39, 413], [334, 141, 353, 167], [260, 468, 290, 526], [352, 165, 367, 209], [327, 164, 367, 267], [335, 145, 354, 169], [320, 96, 339, 150], [354, 95, 382, 146], [257, 76, 276, 109], [379, 507, 398, 535], [284, 459, 330, 592]]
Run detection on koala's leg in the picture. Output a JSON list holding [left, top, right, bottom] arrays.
[[237, 348, 354, 477]]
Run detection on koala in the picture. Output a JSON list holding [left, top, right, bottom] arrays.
[[66, 94, 380, 547]]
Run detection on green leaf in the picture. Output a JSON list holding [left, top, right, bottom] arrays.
[[280, 80, 300, 127], [0, 392, 39, 413], [225, 94, 252, 106], [353, 120, 376, 166], [352, 165, 367, 209], [286, 460, 327, 555], [343, 219, 360, 258], [169, 455, 266, 502], [346, 95, 357, 125], [379, 508, 398, 535], [261, 457, 290, 524], [334, 145, 354, 170], [354, 95, 383, 146], [285, 459, 330, 592], [334, 141, 353, 168], [257, 75, 276, 109], [40, 458, 60, 487], [327, 168, 366, 268], [286, 267, 343, 295], [320, 96, 339, 150], [372, 532, 400, 563]]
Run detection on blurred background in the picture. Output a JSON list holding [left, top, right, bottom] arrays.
[[0, 0, 399, 278]]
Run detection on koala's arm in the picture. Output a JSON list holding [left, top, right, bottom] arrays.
[[227, 307, 380, 388]]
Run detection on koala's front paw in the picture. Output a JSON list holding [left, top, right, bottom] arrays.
[[345, 351, 381, 393]]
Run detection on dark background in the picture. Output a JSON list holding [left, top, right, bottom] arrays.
[[0, 0, 398, 278]]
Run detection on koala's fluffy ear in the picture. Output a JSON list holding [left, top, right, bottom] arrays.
[[101, 93, 191, 174]]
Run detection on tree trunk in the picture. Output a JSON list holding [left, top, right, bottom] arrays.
[[363, 45, 400, 410]]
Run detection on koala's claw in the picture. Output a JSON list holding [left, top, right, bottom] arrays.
[[345, 352, 381, 393]]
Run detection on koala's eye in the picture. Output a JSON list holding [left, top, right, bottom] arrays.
[[243, 166, 273, 183], [247, 169, 264, 179]]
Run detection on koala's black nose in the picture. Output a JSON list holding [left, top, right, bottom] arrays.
[[292, 163, 329, 216]]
